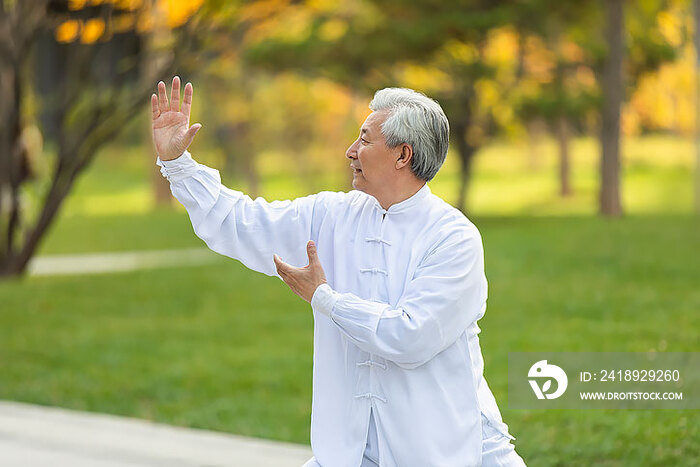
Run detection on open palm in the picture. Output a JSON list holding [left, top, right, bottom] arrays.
[[151, 77, 201, 161]]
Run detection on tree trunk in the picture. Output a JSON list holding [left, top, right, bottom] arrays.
[[238, 147, 260, 200], [0, 66, 21, 264], [151, 155, 174, 206], [452, 119, 477, 214], [446, 90, 479, 214], [219, 123, 260, 199], [0, 0, 50, 277], [695, 0, 700, 213], [0, 31, 28, 270], [556, 116, 572, 197], [526, 119, 545, 172], [599, 0, 624, 217]]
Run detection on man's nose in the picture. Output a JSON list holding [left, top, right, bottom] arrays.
[[346, 140, 358, 159]]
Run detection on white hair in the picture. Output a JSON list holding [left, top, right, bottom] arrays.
[[369, 88, 449, 182]]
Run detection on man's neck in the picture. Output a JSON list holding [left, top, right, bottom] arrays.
[[375, 181, 426, 211]]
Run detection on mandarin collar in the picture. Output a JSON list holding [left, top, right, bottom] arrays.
[[372, 183, 431, 214]]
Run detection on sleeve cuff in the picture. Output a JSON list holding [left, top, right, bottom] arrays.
[[155, 150, 199, 183], [311, 283, 339, 318]]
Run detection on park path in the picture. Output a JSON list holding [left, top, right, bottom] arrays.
[[0, 401, 312, 466], [27, 248, 224, 277]]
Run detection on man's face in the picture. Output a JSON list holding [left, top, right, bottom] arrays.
[[345, 110, 397, 196]]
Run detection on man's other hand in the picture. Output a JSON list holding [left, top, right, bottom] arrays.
[[274, 241, 327, 303], [151, 76, 202, 161]]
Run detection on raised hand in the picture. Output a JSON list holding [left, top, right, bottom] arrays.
[[151, 76, 202, 161]]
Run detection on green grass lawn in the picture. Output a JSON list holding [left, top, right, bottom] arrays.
[[1, 212, 698, 466]]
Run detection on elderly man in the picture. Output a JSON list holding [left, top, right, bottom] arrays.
[[151, 77, 526, 467]]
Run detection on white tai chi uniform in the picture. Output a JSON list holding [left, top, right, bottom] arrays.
[[157, 152, 526, 467]]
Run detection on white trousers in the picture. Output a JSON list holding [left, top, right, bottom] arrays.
[[302, 414, 526, 466], [481, 414, 527, 467]]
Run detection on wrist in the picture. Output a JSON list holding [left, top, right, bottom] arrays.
[[311, 283, 339, 317], [156, 150, 198, 183], [158, 151, 185, 161]]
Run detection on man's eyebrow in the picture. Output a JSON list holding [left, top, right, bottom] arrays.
[[361, 128, 369, 137]]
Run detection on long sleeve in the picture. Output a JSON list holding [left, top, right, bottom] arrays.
[[311, 225, 487, 370], [157, 151, 332, 277]]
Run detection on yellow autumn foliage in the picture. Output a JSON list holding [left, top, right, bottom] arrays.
[[81, 18, 105, 44], [57, 0, 203, 43], [55, 20, 81, 43]]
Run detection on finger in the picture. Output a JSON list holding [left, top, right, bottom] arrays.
[[182, 82, 193, 119], [273, 254, 287, 272], [151, 94, 159, 120], [183, 124, 202, 147], [170, 76, 180, 112], [273, 254, 284, 272], [157, 81, 169, 113], [307, 240, 319, 265], [274, 254, 297, 275]]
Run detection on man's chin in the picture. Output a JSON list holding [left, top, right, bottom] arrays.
[[351, 179, 366, 193]]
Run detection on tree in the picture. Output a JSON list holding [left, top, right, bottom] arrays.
[[515, 0, 676, 212], [599, 0, 624, 216], [596, 0, 677, 216], [0, 0, 48, 278], [512, 2, 599, 197], [0, 0, 201, 278]]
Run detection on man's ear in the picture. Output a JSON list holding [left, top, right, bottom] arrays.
[[396, 144, 413, 169]]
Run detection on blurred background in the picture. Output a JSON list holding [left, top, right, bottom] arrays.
[[0, 0, 697, 465]]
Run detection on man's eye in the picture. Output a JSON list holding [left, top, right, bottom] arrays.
[[361, 138, 369, 144]]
